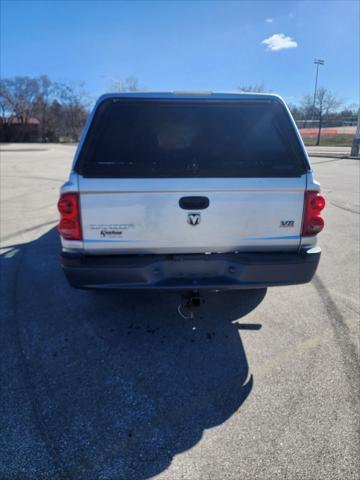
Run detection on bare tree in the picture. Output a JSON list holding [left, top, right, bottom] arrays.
[[287, 103, 301, 120], [237, 83, 268, 93], [33, 75, 54, 141], [0, 76, 92, 142], [0, 77, 40, 124], [299, 94, 314, 121], [341, 103, 359, 117], [298, 88, 343, 141], [110, 76, 141, 92], [0, 96, 8, 124], [314, 87, 342, 145], [56, 82, 90, 141]]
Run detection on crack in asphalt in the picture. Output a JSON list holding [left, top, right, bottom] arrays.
[[311, 158, 345, 165], [1, 148, 50, 152], [312, 275, 360, 401], [1, 220, 58, 243], [330, 200, 360, 215], [3, 175, 65, 183]]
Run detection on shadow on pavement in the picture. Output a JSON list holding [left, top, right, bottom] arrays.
[[1, 228, 266, 479]]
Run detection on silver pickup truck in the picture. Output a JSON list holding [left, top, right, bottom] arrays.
[[58, 92, 325, 290]]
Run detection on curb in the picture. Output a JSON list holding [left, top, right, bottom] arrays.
[[307, 153, 359, 159]]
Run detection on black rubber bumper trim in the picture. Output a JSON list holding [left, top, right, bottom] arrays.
[[60, 248, 321, 290]]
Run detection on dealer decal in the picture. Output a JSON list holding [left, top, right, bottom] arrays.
[[89, 223, 134, 238], [100, 229, 123, 238]]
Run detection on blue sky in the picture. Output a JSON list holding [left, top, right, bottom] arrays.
[[1, 0, 359, 106]]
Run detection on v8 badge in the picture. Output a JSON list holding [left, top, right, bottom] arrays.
[[280, 220, 295, 228]]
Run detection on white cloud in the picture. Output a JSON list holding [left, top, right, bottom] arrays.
[[265, 18, 273, 23], [262, 33, 298, 51]]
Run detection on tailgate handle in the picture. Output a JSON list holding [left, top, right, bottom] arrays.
[[179, 196, 209, 210]]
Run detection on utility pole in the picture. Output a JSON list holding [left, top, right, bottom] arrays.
[[312, 59, 324, 121], [350, 108, 360, 157]]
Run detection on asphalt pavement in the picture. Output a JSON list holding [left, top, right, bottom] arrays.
[[0, 144, 359, 480]]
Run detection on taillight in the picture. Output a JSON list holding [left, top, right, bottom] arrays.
[[302, 191, 325, 236], [57, 193, 82, 240]]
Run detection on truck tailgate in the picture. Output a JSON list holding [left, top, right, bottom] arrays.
[[78, 176, 306, 254]]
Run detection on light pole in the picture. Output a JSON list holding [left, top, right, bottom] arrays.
[[312, 59, 324, 121], [351, 108, 360, 157]]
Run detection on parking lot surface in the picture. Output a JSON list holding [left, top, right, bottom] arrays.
[[1, 144, 359, 480]]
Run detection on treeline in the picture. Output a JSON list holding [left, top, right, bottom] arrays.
[[239, 84, 358, 128], [0, 76, 358, 143], [289, 89, 357, 128], [0, 76, 90, 142]]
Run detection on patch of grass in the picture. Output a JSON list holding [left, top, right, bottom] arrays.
[[301, 134, 353, 147]]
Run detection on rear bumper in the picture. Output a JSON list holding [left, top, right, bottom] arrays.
[[60, 247, 321, 290]]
